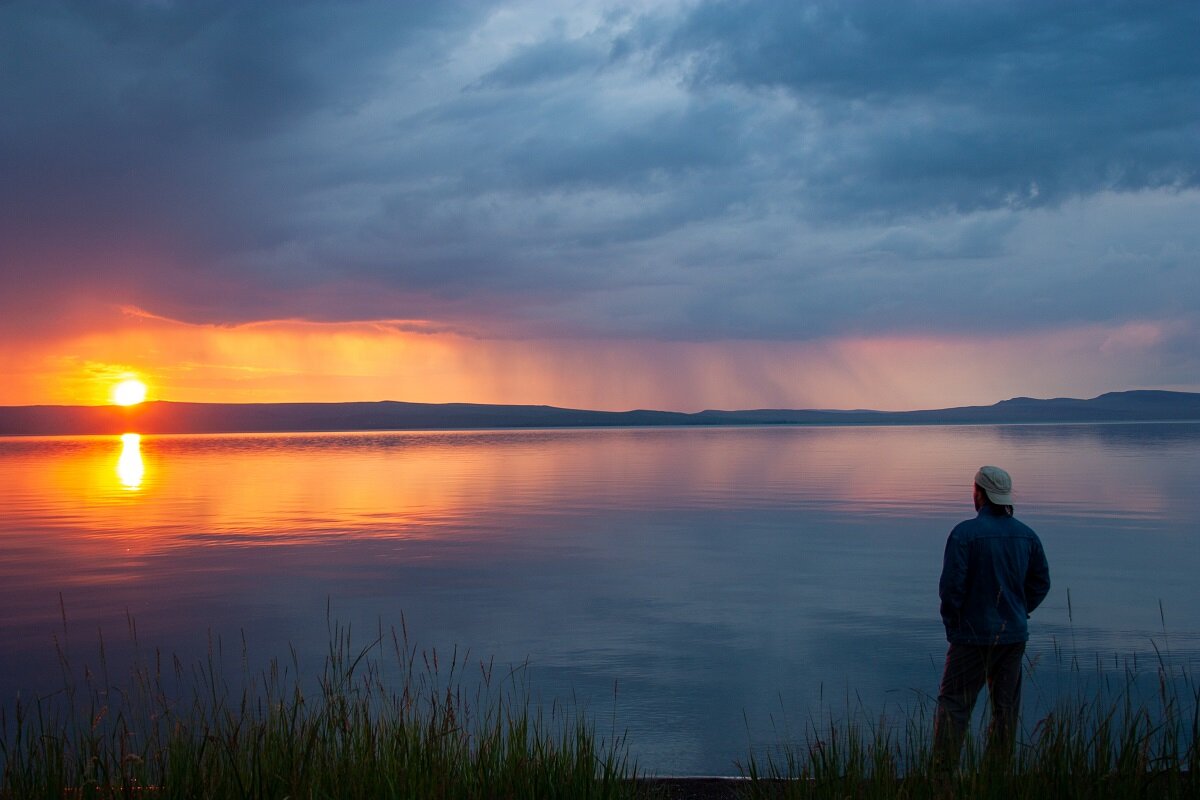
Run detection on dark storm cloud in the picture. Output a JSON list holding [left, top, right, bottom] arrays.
[[661, 0, 1200, 215], [0, 0, 487, 328], [1, 0, 1197, 344]]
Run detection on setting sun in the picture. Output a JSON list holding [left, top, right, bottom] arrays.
[[113, 378, 148, 406]]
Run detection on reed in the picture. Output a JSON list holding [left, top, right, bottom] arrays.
[[2, 609, 1196, 799], [739, 636, 1198, 799], [0, 611, 636, 799]]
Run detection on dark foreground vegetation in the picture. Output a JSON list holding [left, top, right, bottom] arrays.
[[1, 616, 1195, 799]]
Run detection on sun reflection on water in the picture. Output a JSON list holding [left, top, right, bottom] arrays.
[[117, 433, 144, 490]]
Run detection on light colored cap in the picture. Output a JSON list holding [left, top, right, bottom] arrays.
[[974, 465, 1014, 505]]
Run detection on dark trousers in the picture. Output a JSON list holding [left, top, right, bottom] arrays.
[[933, 641, 1025, 769]]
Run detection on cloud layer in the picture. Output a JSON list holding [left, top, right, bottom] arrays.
[[2, 0, 1198, 404]]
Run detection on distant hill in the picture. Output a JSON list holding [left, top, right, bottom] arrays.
[[1, 390, 1198, 436]]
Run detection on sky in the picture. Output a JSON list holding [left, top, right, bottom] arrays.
[[2, 0, 1198, 411]]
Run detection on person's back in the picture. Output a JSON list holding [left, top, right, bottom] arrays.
[[940, 506, 1048, 645], [934, 466, 1050, 769]]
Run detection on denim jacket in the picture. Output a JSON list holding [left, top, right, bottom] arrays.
[[939, 505, 1050, 645]]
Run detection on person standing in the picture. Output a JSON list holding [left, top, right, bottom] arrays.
[[934, 465, 1050, 769]]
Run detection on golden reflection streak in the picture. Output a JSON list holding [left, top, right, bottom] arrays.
[[3, 426, 1166, 564], [117, 433, 144, 490]]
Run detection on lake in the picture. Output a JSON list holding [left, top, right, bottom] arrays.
[[1, 423, 1198, 775]]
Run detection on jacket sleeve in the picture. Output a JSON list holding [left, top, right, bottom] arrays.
[[939, 528, 968, 628], [1024, 537, 1051, 614]]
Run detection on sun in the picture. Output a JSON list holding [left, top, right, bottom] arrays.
[[113, 378, 148, 406]]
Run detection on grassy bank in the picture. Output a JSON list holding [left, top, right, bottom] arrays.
[[739, 695, 1198, 799], [0, 615, 636, 799], [2, 617, 1196, 799], [740, 642, 1198, 799]]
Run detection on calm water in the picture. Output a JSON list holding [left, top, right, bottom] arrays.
[[1, 424, 1198, 774]]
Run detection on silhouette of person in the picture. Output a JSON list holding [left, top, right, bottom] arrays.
[[934, 465, 1050, 769]]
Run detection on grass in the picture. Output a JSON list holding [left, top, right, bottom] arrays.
[[1, 609, 1196, 799], [0, 609, 637, 799], [738, 690, 1198, 799], [739, 631, 1199, 799]]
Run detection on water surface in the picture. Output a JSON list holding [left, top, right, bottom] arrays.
[[1, 424, 1197, 774]]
